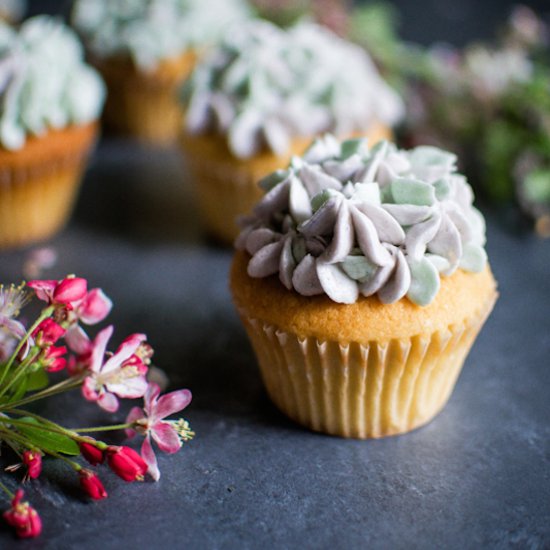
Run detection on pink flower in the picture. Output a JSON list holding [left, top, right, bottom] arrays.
[[75, 288, 112, 325], [79, 469, 107, 500], [79, 441, 105, 466], [126, 382, 192, 481], [81, 326, 149, 412], [32, 318, 65, 346], [28, 277, 87, 307], [3, 489, 42, 538], [22, 451, 42, 480], [106, 446, 148, 482]]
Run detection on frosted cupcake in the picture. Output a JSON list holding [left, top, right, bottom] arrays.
[[0, 0, 25, 23], [181, 21, 404, 243], [231, 136, 498, 438], [72, 0, 250, 145], [0, 16, 105, 249]]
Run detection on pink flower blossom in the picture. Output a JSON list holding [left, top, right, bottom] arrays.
[[126, 382, 192, 481], [79, 469, 107, 500], [28, 277, 87, 307], [75, 288, 112, 325], [106, 446, 148, 482], [3, 489, 42, 538], [81, 326, 149, 412], [22, 451, 42, 480]]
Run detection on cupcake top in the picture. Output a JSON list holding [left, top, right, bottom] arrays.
[[183, 21, 404, 159], [72, 0, 251, 70], [236, 135, 488, 307], [0, 16, 105, 151]]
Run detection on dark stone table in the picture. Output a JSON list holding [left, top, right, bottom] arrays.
[[0, 139, 548, 549]]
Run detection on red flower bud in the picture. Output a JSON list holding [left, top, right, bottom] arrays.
[[43, 345, 67, 373], [22, 451, 42, 480], [79, 441, 105, 466], [3, 489, 42, 539], [106, 446, 147, 482], [32, 318, 66, 346], [79, 469, 107, 500]]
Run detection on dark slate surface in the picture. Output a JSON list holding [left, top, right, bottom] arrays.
[[0, 140, 548, 549]]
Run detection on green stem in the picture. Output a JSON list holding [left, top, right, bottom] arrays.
[[0, 375, 84, 411], [0, 415, 78, 439], [41, 448, 81, 471], [71, 423, 133, 433], [0, 479, 14, 499], [0, 306, 54, 391], [0, 425, 38, 452]]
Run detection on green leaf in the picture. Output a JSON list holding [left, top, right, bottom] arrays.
[[27, 370, 49, 392], [16, 417, 79, 456]]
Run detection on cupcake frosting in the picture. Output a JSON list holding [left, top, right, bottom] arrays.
[[0, 16, 105, 151], [183, 21, 404, 159], [236, 136, 488, 306], [72, 0, 251, 70]]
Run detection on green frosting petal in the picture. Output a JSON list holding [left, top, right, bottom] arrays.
[[311, 189, 339, 212], [340, 138, 369, 160], [459, 244, 487, 272], [407, 258, 440, 306], [433, 177, 452, 200], [391, 178, 436, 206], [341, 255, 377, 282], [259, 169, 291, 192]]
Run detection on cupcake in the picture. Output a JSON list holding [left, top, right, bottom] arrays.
[[0, 16, 105, 249], [230, 135, 498, 438], [72, 0, 250, 145], [181, 21, 404, 243], [0, 0, 25, 23]]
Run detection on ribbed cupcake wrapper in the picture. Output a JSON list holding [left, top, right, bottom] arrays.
[[0, 153, 88, 249], [239, 309, 490, 438]]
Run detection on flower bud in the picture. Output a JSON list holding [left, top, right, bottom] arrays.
[[3, 489, 42, 538], [106, 446, 148, 482], [79, 441, 105, 465], [22, 451, 42, 480], [79, 469, 107, 500]]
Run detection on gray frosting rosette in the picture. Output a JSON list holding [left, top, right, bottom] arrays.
[[0, 16, 105, 150], [236, 136, 487, 306], [183, 21, 404, 159], [72, 0, 251, 70]]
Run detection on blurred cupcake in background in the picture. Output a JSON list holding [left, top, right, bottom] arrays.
[[0, 0, 26, 23], [72, 0, 251, 145], [0, 16, 105, 249], [180, 20, 404, 243]]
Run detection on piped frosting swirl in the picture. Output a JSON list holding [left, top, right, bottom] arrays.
[[183, 21, 404, 159], [236, 136, 487, 306], [72, 0, 251, 70], [0, 16, 105, 151]]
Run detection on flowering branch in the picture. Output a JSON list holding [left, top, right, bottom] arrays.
[[0, 277, 194, 539]]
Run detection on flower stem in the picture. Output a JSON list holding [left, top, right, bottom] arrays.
[[0, 306, 54, 392], [0, 415, 78, 439], [0, 376, 84, 411], [0, 479, 14, 499], [70, 423, 133, 433]]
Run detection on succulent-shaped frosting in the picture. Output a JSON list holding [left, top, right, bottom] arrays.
[[183, 21, 404, 159], [236, 136, 487, 306], [0, 16, 105, 151], [72, 0, 251, 70]]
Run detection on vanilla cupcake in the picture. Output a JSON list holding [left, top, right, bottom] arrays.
[[72, 0, 250, 145], [181, 21, 404, 243], [0, 0, 25, 23], [230, 136, 497, 438], [0, 16, 105, 249]]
